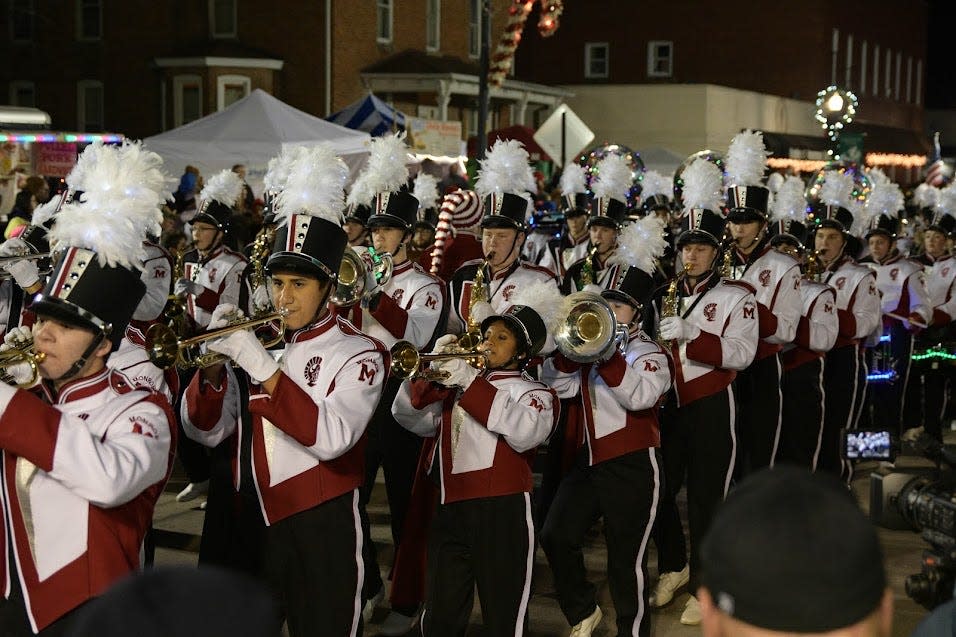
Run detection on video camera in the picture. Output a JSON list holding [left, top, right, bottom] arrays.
[[856, 429, 956, 609]]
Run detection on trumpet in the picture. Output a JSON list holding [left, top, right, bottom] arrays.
[[145, 309, 287, 370], [390, 339, 488, 381], [0, 252, 52, 281], [458, 253, 493, 351], [330, 247, 393, 307], [0, 344, 45, 388]]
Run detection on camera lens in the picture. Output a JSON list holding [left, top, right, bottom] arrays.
[[905, 573, 933, 603]]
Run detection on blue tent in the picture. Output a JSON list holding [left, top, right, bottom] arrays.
[[327, 93, 406, 137]]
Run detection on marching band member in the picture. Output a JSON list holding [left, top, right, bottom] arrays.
[[447, 140, 558, 337], [811, 172, 881, 477], [648, 159, 758, 626], [861, 194, 931, 438], [343, 133, 446, 624], [0, 142, 175, 636], [722, 131, 801, 473], [391, 304, 558, 637], [638, 169, 677, 279], [345, 204, 372, 248], [561, 154, 632, 294], [174, 169, 250, 505], [766, 177, 838, 468], [181, 144, 386, 636], [0, 214, 54, 336], [408, 172, 441, 269], [907, 204, 956, 442], [541, 260, 672, 637], [539, 163, 591, 280]]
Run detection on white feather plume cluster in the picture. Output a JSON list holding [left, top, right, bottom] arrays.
[[273, 143, 348, 227], [766, 172, 785, 193], [935, 183, 956, 219], [413, 172, 440, 211], [474, 139, 536, 198], [591, 154, 632, 202], [914, 183, 941, 210], [609, 214, 667, 273], [725, 130, 768, 187], [681, 158, 724, 214], [200, 169, 244, 208], [264, 146, 307, 194], [867, 167, 891, 186], [65, 140, 109, 193], [769, 176, 808, 223], [508, 280, 565, 339], [51, 141, 169, 269], [346, 132, 410, 208], [819, 170, 857, 210], [640, 170, 672, 199], [559, 163, 587, 196], [31, 198, 59, 228], [863, 179, 904, 218]]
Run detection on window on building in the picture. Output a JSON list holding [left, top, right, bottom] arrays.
[[916, 59, 923, 106], [210, 0, 236, 38], [216, 74, 250, 111], [585, 43, 609, 79], [426, 0, 440, 52], [872, 44, 879, 97], [647, 41, 673, 78], [468, 0, 482, 58], [77, 80, 104, 132], [173, 75, 203, 128], [8, 81, 35, 107], [10, 0, 33, 41], [376, 0, 393, 44], [77, 0, 101, 40]]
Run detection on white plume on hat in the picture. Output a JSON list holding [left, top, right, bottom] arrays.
[[766, 172, 785, 194], [31, 198, 59, 228], [591, 154, 632, 203], [559, 163, 587, 196], [819, 170, 859, 213], [914, 183, 941, 210], [609, 215, 667, 274], [769, 176, 808, 224], [413, 172, 440, 211], [200, 169, 244, 208], [934, 182, 956, 220], [264, 146, 307, 194], [51, 141, 169, 269], [863, 179, 904, 218], [640, 169, 672, 200], [474, 139, 536, 198], [346, 132, 410, 208], [65, 139, 110, 193], [725, 130, 768, 187], [273, 144, 348, 227], [681, 158, 724, 214]]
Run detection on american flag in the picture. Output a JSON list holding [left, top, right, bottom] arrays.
[[925, 132, 952, 187]]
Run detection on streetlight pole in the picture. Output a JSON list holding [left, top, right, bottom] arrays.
[[476, 0, 491, 160]]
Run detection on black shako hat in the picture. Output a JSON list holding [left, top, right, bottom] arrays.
[[367, 190, 420, 232], [480, 192, 529, 232], [676, 208, 726, 248], [768, 219, 809, 249], [601, 265, 654, 310], [700, 467, 886, 633], [191, 198, 232, 232], [864, 213, 900, 240], [562, 192, 590, 218], [267, 215, 348, 282], [588, 197, 628, 230], [480, 304, 547, 357], [725, 185, 770, 223]]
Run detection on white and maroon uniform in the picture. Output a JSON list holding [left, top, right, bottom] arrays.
[[561, 251, 625, 295], [109, 325, 178, 404], [0, 370, 174, 633], [540, 329, 671, 637], [391, 370, 557, 636], [871, 253, 931, 330], [818, 257, 881, 477], [182, 245, 247, 330], [539, 233, 590, 280], [136, 242, 172, 325], [181, 311, 386, 636], [778, 280, 838, 469], [652, 272, 757, 595], [924, 254, 956, 324], [447, 259, 558, 335]]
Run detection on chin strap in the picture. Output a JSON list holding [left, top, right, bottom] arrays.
[[55, 332, 107, 383]]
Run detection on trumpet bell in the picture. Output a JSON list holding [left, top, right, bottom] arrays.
[[145, 323, 180, 370], [555, 291, 618, 363], [390, 340, 422, 380], [331, 249, 364, 307]]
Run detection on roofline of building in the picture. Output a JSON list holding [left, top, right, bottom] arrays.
[[360, 71, 572, 104], [153, 56, 285, 70]]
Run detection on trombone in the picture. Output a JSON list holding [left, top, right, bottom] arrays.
[[390, 339, 488, 381], [0, 344, 45, 388], [145, 310, 287, 370]]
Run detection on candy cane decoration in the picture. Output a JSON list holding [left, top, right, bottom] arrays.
[[488, 1, 564, 88]]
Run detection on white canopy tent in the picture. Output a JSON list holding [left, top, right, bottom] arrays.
[[144, 89, 371, 196]]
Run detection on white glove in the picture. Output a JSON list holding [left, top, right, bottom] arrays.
[[0, 326, 36, 386], [174, 278, 204, 297], [0, 237, 29, 258], [431, 333, 459, 354], [659, 316, 701, 343], [0, 238, 40, 289], [470, 300, 494, 324], [207, 329, 279, 384], [434, 356, 479, 389], [252, 284, 272, 312], [208, 304, 240, 330]]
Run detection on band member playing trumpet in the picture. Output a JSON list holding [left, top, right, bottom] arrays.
[[648, 164, 758, 625], [391, 304, 558, 637], [0, 144, 175, 636], [181, 145, 387, 637], [540, 266, 672, 637]]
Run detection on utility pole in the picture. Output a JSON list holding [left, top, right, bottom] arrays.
[[476, 0, 491, 160]]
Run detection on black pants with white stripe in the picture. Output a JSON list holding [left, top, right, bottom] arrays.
[[819, 344, 860, 477], [264, 490, 364, 637], [734, 353, 782, 475], [653, 386, 736, 594], [777, 358, 825, 470], [540, 449, 661, 637], [863, 323, 913, 437], [421, 493, 533, 637]]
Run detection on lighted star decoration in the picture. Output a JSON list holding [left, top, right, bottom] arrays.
[[815, 86, 858, 142]]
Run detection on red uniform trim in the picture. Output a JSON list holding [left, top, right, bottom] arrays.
[[686, 331, 723, 367]]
